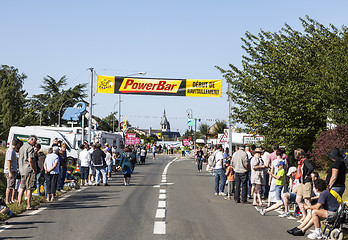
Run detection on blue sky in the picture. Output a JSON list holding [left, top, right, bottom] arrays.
[[1, 0, 347, 133]]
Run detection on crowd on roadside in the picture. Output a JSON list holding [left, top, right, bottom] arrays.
[[195, 143, 347, 239], [2, 135, 155, 216]]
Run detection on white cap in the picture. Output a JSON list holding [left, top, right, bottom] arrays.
[[287, 166, 297, 176]]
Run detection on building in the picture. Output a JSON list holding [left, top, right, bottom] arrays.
[[134, 109, 181, 140]]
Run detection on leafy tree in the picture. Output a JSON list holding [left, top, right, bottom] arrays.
[[213, 121, 227, 135], [198, 123, 209, 142], [217, 16, 348, 155], [311, 124, 348, 169], [0, 65, 27, 139], [31, 75, 87, 126], [99, 112, 118, 132]]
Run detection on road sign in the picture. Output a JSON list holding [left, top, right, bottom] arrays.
[[243, 136, 265, 144], [187, 118, 195, 126], [218, 133, 228, 143]]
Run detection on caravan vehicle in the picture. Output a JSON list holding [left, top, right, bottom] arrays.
[[7, 126, 78, 165]]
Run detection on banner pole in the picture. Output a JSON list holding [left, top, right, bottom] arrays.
[[88, 67, 93, 144]]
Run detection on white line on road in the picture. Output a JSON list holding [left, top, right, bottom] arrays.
[[159, 194, 166, 200], [0, 225, 13, 233], [159, 189, 166, 194], [155, 209, 166, 218], [28, 207, 47, 215], [158, 201, 166, 208], [153, 221, 166, 234]]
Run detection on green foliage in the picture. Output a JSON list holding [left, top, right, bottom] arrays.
[[31, 75, 87, 126], [217, 16, 348, 155], [213, 121, 227, 135], [198, 123, 209, 141], [0, 65, 28, 139], [139, 134, 157, 144]]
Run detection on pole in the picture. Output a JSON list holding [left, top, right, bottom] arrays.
[[81, 114, 85, 145], [194, 118, 197, 154], [228, 82, 233, 156], [118, 94, 121, 131], [88, 67, 94, 144]]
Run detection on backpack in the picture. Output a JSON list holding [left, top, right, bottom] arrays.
[[208, 152, 217, 167], [124, 152, 136, 165]]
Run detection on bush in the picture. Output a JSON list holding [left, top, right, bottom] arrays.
[[311, 124, 348, 170]]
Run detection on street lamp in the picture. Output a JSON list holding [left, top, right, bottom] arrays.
[[118, 72, 146, 131], [58, 99, 71, 127]]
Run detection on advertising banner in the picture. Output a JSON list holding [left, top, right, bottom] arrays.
[[183, 139, 190, 146], [97, 76, 221, 97]]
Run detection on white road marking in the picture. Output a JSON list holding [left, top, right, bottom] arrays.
[[0, 225, 13, 233], [153, 221, 166, 234], [158, 201, 166, 208], [161, 179, 167, 183], [153, 183, 174, 188], [159, 189, 166, 194], [27, 207, 47, 215], [155, 209, 166, 218], [159, 194, 166, 200]]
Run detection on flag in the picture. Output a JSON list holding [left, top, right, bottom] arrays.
[[123, 115, 127, 132]]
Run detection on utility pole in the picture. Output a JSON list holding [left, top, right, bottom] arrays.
[[88, 67, 94, 144], [228, 82, 233, 156]]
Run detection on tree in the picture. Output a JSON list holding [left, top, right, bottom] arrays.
[[0, 65, 28, 139], [217, 16, 348, 155], [213, 121, 227, 135], [99, 112, 118, 132], [31, 75, 87, 126], [198, 123, 209, 143], [311, 124, 348, 169]]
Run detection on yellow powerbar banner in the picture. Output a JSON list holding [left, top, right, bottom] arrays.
[[97, 76, 221, 97]]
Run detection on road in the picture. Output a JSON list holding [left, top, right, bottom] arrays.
[[0, 154, 308, 240]]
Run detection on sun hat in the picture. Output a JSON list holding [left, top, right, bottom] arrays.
[[254, 147, 263, 153], [287, 166, 297, 176], [328, 148, 344, 161], [276, 160, 286, 167]]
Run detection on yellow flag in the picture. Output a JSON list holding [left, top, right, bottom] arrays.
[[123, 115, 127, 132]]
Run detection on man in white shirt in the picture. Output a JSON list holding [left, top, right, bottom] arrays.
[[79, 144, 91, 186], [213, 145, 226, 196]]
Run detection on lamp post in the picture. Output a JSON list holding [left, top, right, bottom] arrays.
[[58, 99, 71, 127], [118, 72, 146, 131]]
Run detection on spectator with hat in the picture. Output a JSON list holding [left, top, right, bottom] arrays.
[[326, 148, 346, 197], [250, 147, 267, 206]]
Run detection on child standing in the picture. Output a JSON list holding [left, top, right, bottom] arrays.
[[224, 160, 234, 200], [269, 160, 285, 201]]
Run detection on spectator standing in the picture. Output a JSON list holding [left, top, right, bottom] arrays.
[[106, 148, 112, 180], [295, 148, 314, 222], [57, 143, 67, 193], [88, 144, 96, 185], [326, 148, 346, 197], [224, 160, 234, 200], [213, 145, 226, 196], [232, 145, 249, 203], [140, 146, 147, 164], [79, 144, 91, 186], [35, 145, 46, 196], [4, 138, 20, 204], [152, 144, 156, 159], [91, 143, 109, 186], [18, 135, 37, 210], [196, 147, 204, 172], [44, 147, 60, 202], [250, 148, 266, 206]]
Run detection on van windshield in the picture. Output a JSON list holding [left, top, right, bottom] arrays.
[[57, 132, 73, 150]]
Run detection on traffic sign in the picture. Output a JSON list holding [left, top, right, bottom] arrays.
[[218, 133, 228, 143], [243, 136, 265, 144]]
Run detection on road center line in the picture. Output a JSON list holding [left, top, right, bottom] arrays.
[[28, 207, 47, 215], [153, 221, 166, 234]]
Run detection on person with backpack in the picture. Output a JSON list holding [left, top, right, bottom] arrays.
[[119, 147, 136, 186]]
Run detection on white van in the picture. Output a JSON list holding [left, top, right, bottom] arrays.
[[7, 126, 78, 165]]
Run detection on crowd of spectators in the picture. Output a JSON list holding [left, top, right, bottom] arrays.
[[199, 143, 347, 239]]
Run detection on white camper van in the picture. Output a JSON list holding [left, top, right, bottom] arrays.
[[7, 126, 78, 165]]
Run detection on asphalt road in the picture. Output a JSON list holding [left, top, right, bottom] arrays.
[[0, 154, 309, 240]]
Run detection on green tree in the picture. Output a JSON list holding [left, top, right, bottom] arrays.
[[217, 16, 348, 154], [31, 75, 87, 126], [0, 65, 28, 139], [198, 123, 209, 143], [213, 121, 227, 135]]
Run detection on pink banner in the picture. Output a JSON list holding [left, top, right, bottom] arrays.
[[183, 139, 189, 146]]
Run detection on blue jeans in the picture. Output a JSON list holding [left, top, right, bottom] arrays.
[[136, 154, 141, 164], [36, 172, 42, 195], [95, 166, 107, 184], [275, 185, 283, 200], [331, 187, 345, 197], [197, 157, 203, 171], [57, 166, 67, 190], [213, 168, 225, 193]]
